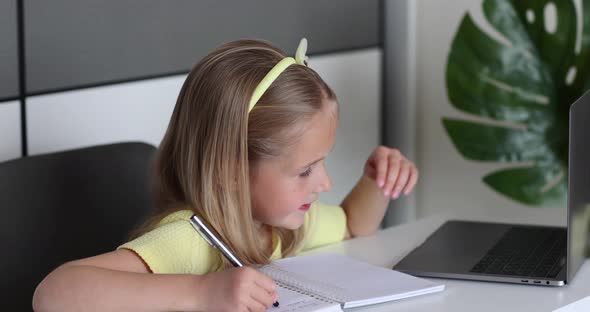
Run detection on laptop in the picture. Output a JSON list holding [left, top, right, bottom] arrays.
[[394, 91, 590, 286]]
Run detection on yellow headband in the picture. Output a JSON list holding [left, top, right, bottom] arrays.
[[248, 38, 309, 112]]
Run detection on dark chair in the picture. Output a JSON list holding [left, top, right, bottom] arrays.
[[0, 142, 157, 311]]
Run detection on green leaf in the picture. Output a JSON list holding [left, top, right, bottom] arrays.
[[444, 0, 590, 207], [442, 118, 555, 163], [445, 13, 554, 129], [483, 165, 567, 207]]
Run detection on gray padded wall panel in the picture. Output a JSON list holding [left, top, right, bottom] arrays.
[[25, 0, 379, 94], [0, 0, 18, 100]]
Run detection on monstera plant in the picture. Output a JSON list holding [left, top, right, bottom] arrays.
[[443, 0, 590, 207]]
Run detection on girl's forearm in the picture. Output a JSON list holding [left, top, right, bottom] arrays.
[[33, 264, 204, 312], [341, 175, 390, 237]]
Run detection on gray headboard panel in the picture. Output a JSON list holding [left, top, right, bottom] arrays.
[[0, 0, 18, 100], [25, 0, 379, 94]]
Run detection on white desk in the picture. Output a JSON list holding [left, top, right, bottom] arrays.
[[307, 211, 590, 311]]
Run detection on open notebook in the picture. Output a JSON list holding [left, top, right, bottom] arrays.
[[260, 253, 445, 312]]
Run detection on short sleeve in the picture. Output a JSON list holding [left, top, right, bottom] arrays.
[[301, 201, 347, 252], [118, 210, 221, 275]]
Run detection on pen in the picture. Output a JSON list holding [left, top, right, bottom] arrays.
[[189, 214, 279, 308]]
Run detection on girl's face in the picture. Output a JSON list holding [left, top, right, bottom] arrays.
[[249, 100, 337, 230]]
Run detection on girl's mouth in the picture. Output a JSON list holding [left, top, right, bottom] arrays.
[[298, 203, 311, 211]]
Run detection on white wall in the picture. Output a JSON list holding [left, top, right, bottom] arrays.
[[27, 75, 185, 155], [5, 49, 380, 206], [0, 101, 21, 162], [313, 49, 381, 205], [414, 0, 566, 225]]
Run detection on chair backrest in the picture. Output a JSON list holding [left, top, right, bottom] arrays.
[[0, 142, 157, 311]]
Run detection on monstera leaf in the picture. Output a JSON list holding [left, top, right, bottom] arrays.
[[444, 0, 590, 207]]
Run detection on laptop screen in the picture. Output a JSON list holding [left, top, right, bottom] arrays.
[[567, 90, 590, 282]]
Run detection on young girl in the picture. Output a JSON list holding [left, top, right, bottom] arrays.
[[33, 38, 418, 312]]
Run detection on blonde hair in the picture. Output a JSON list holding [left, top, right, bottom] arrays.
[[134, 39, 337, 268]]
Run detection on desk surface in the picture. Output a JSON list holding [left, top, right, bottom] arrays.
[[307, 210, 590, 311]]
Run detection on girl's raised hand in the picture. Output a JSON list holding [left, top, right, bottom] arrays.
[[196, 266, 278, 312], [364, 146, 419, 199]]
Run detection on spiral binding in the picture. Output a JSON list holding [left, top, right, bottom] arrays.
[[260, 264, 346, 304]]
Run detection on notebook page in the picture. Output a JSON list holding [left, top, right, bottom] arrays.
[[261, 263, 346, 303], [270, 253, 445, 309], [267, 285, 341, 312]]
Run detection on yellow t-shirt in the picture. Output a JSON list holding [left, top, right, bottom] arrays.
[[118, 201, 347, 274]]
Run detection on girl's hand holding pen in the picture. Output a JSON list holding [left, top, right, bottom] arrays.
[[363, 146, 419, 199], [197, 266, 279, 312]]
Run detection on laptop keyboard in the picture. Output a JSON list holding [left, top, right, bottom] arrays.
[[470, 227, 566, 278]]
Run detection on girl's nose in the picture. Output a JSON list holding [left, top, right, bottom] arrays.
[[316, 165, 333, 193]]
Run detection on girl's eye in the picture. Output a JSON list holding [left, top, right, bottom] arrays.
[[299, 167, 313, 177]]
